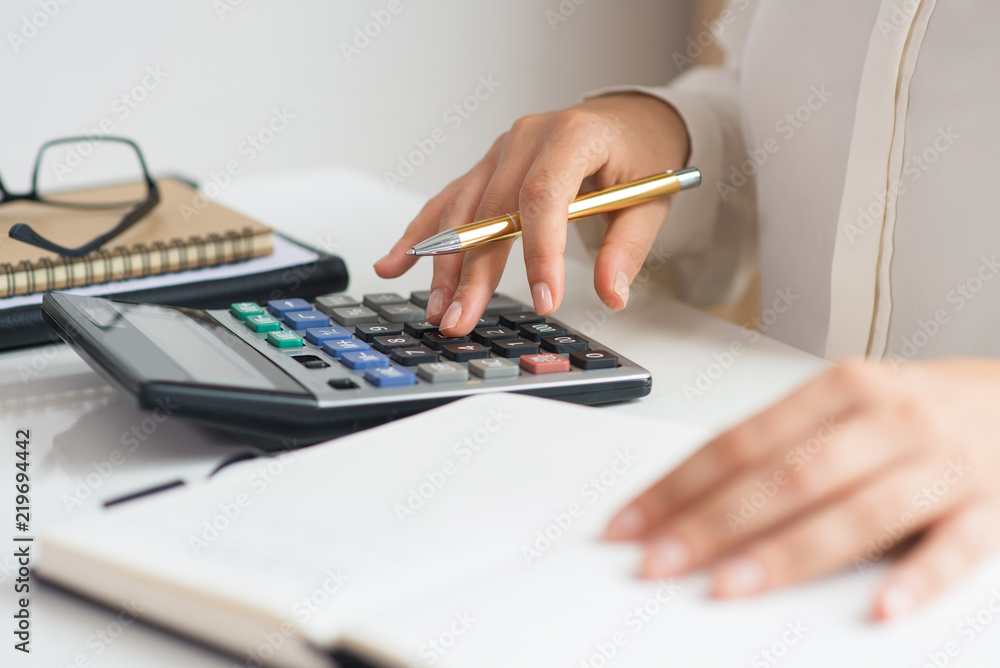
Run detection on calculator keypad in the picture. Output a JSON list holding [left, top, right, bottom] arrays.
[[221, 291, 640, 398]]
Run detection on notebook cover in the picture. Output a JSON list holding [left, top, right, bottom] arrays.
[[0, 233, 348, 350]]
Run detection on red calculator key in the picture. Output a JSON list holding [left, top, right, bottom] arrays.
[[519, 352, 570, 374]]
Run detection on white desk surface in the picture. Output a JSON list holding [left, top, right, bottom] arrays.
[[0, 165, 907, 668]]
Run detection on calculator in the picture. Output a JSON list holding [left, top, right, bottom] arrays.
[[42, 289, 652, 449]]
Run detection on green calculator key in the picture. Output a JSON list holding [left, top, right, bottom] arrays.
[[230, 302, 264, 320], [266, 330, 304, 348], [245, 314, 281, 333]]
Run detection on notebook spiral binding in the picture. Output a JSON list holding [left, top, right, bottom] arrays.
[[1, 226, 257, 298]]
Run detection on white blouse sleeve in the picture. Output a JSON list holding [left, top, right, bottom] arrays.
[[580, 1, 759, 305]]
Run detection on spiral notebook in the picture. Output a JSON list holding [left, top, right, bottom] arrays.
[[0, 177, 273, 298]]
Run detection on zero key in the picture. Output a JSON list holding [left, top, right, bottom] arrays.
[[569, 350, 619, 369]]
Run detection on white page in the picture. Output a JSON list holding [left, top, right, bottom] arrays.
[[342, 541, 1000, 668], [36, 393, 708, 651]]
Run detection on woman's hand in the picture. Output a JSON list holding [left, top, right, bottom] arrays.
[[606, 359, 1000, 619], [374, 93, 690, 336]]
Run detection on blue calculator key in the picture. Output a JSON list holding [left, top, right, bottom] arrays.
[[340, 350, 390, 369], [267, 298, 313, 317], [321, 338, 371, 358], [283, 310, 330, 329], [364, 366, 417, 387], [305, 326, 352, 344]]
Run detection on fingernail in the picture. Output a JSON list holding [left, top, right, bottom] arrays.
[[606, 506, 647, 540], [879, 580, 916, 619], [532, 282, 553, 315], [613, 270, 630, 308], [440, 300, 462, 331], [713, 556, 765, 597], [426, 289, 445, 318], [644, 536, 691, 576]]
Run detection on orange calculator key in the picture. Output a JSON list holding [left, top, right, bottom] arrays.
[[519, 352, 570, 374]]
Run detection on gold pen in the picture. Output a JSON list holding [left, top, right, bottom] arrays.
[[407, 167, 701, 256]]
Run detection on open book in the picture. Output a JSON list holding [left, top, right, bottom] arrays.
[[34, 394, 1000, 667]]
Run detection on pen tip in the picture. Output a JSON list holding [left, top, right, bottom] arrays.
[[405, 248, 415, 256]]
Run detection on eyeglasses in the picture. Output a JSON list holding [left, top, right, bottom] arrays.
[[0, 136, 160, 258]]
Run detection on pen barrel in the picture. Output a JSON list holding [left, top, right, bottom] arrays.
[[566, 169, 695, 220], [452, 213, 522, 251]]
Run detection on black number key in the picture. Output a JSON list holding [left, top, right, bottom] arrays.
[[423, 331, 470, 350], [356, 322, 403, 342], [519, 322, 567, 342], [498, 311, 544, 329], [373, 334, 420, 353], [442, 342, 490, 362], [390, 346, 439, 366], [491, 338, 541, 358], [404, 320, 438, 337], [471, 325, 517, 345], [541, 334, 589, 353], [569, 350, 619, 369]]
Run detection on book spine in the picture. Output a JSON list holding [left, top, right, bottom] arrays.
[[1, 226, 265, 298]]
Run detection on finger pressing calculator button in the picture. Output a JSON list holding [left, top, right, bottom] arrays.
[[518, 322, 567, 342], [283, 310, 330, 330], [305, 326, 352, 344], [373, 334, 421, 352], [321, 338, 371, 357], [442, 342, 490, 362], [417, 361, 469, 383], [422, 331, 470, 350], [469, 357, 520, 378], [356, 322, 403, 342], [404, 320, 438, 337], [340, 350, 390, 369], [267, 298, 313, 317], [409, 290, 432, 308], [377, 302, 426, 323], [569, 350, 619, 369], [330, 306, 380, 326], [230, 302, 264, 320], [541, 334, 589, 353], [390, 346, 439, 366], [362, 292, 407, 309], [471, 325, 517, 344], [365, 366, 417, 387], [498, 311, 544, 329], [520, 352, 570, 374], [491, 338, 541, 358], [245, 314, 282, 333], [266, 331, 304, 348], [315, 294, 359, 314]]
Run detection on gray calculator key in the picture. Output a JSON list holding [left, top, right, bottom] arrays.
[[315, 294, 359, 314], [417, 361, 469, 383], [483, 294, 524, 316], [363, 292, 408, 309], [410, 290, 432, 308], [377, 302, 426, 323], [469, 357, 520, 378], [330, 305, 380, 326]]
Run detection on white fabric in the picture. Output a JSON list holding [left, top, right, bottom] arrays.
[[587, 0, 1000, 361]]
